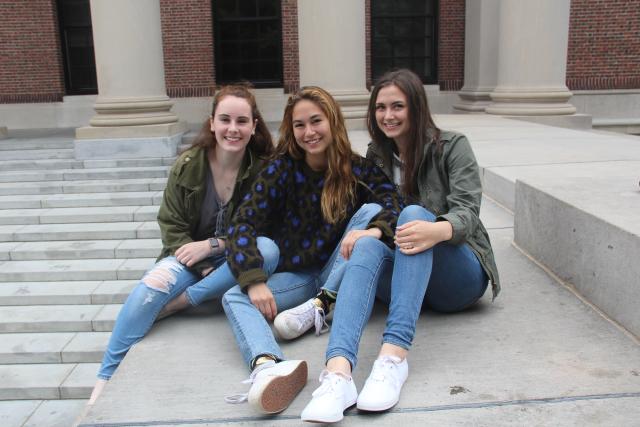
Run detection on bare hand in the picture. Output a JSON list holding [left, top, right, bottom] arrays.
[[247, 282, 277, 321], [340, 228, 382, 260], [175, 240, 211, 267], [394, 220, 453, 255]]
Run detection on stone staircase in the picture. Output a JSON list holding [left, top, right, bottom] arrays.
[[0, 130, 175, 423]]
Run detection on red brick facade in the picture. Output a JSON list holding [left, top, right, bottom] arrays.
[[0, 0, 65, 103], [159, 0, 216, 98], [2, 1, 639, 104], [567, 0, 640, 90], [281, 0, 300, 93], [437, 0, 465, 91]]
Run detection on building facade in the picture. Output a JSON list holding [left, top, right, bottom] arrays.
[[1, 0, 639, 137]]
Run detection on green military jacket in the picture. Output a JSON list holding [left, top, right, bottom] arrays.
[[366, 131, 500, 299], [156, 145, 264, 276]]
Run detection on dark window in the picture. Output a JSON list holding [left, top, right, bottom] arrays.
[[57, 0, 97, 94], [371, 0, 438, 84], [213, 0, 283, 87]]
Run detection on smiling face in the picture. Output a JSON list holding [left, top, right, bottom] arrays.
[[375, 84, 411, 148], [210, 95, 257, 154], [292, 99, 332, 170]]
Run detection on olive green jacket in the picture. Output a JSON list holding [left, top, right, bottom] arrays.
[[156, 145, 264, 276], [366, 131, 500, 299]]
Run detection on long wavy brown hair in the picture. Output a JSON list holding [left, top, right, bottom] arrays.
[[367, 69, 440, 196], [191, 83, 274, 158], [276, 86, 357, 224]]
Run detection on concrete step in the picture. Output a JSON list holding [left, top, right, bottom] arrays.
[[0, 148, 74, 161], [83, 157, 176, 168], [0, 166, 169, 183], [0, 258, 154, 282], [0, 280, 136, 305], [5, 239, 161, 261], [1, 399, 87, 427], [0, 177, 167, 196], [0, 332, 109, 364], [0, 136, 74, 151], [0, 159, 83, 171], [0, 191, 163, 209], [0, 362, 98, 400], [0, 205, 159, 226], [0, 221, 159, 242], [0, 304, 121, 333]]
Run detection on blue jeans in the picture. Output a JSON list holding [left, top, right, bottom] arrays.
[[221, 203, 382, 369], [326, 205, 489, 369], [97, 237, 279, 380]]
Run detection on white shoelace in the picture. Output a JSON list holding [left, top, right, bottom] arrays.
[[312, 370, 350, 398], [224, 360, 276, 404], [288, 300, 329, 335], [368, 355, 401, 383]]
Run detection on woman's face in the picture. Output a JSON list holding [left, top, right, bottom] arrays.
[[292, 99, 332, 169], [210, 95, 256, 153], [375, 84, 410, 145]]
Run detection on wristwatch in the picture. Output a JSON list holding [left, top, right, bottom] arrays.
[[208, 237, 220, 253]]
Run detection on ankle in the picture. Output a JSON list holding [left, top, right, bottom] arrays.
[[379, 343, 407, 361], [326, 356, 352, 377], [316, 289, 336, 312], [251, 354, 278, 370]]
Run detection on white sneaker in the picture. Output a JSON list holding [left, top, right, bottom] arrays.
[[301, 370, 358, 423], [356, 355, 408, 411], [274, 298, 329, 340], [225, 360, 308, 414]]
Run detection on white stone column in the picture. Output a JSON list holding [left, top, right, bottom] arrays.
[[454, 0, 499, 113], [485, 0, 576, 116], [75, 0, 186, 159], [297, 0, 369, 128]]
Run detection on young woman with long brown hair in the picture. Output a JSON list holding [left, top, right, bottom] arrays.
[[220, 86, 403, 415]]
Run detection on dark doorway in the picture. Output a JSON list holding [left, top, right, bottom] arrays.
[[371, 0, 439, 84], [57, 0, 97, 95], [213, 0, 283, 87]]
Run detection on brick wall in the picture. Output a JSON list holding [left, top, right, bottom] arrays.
[[159, 0, 216, 97], [0, 0, 65, 103], [567, 0, 640, 90], [281, 0, 299, 93], [438, 0, 465, 91]]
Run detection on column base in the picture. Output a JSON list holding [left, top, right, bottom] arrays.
[[74, 122, 187, 159], [454, 88, 494, 113], [486, 88, 577, 116], [0, 126, 7, 139], [331, 90, 370, 130]]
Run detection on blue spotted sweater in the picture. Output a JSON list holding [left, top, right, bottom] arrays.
[[226, 154, 404, 288]]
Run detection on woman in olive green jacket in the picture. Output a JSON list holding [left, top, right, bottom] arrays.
[[89, 84, 275, 403]]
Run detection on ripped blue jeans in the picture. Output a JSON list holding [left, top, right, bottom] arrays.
[[97, 237, 279, 380]]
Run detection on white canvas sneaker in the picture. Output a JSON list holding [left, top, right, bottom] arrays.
[[356, 355, 408, 411], [301, 370, 358, 423], [273, 298, 329, 340], [225, 359, 308, 414]]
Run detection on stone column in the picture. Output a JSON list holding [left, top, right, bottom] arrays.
[[485, 0, 576, 116], [297, 0, 369, 128], [454, 0, 499, 112], [75, 0, 186, 159]]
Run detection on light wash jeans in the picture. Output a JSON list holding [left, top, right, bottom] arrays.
[[97, 237, 279, 380], [326, 205, 489, 369], [221, 203, 383, 369]]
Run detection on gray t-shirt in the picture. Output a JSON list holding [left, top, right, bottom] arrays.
[[195, 165, 228, 241]]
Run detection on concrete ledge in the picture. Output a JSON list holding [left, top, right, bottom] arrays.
[[514, 176, 640, 337]]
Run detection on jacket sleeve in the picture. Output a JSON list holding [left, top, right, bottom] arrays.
[[226, 159, 285, 288], [437, 136, 482, 245], [157, 164, 214, 276]]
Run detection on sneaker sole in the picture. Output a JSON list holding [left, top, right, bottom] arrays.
[[356, 398, 399, 412], [256, 361, 308, 414], [302, 401, 356, 423]]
